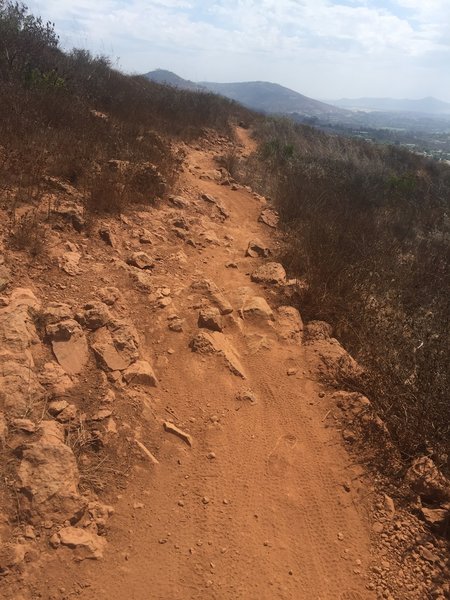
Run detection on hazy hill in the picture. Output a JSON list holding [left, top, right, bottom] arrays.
[[199, 80, 347, 117], [332, 96, 450, 114], [143, 68, 204, 92], [144, 70, 347, 117]]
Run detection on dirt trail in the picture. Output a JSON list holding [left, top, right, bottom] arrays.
[[69, 128, 375, 600], [6, 128, 378, 599]]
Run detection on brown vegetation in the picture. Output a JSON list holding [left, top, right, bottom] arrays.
[[0, 0, 252, 217], [241, 117, 450, 474]]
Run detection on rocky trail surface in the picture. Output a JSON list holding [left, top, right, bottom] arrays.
[[0, 128, 448, 600]]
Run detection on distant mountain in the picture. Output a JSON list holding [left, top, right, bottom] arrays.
[[144, 70, 347, 117], [332, 96, 450, 115], [144, 69, 204, 92]]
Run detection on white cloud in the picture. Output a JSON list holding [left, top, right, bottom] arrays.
[[25, 0, 450, 99]]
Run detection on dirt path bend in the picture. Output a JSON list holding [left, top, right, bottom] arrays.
[[21, 128, 376, 600]]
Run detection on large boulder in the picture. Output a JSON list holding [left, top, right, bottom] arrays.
[[17, 421, 85, 522]]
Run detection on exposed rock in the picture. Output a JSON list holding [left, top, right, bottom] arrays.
[[190, 331, 246, 378], [258, 208, 279, 228], [57, 526, 107, 560], [0, 288, 40, 355], [172, 216, 189, 230], [0, 358, 44, 416], [77, 301, 111, 330], [332, 391, 371, 416], [0, 412, 7, 445], [198, 307, 223, 332], [98, 286, 121, 306], [58, 251, 81, 276], [123, 360, 157, 387], [0, 264, 11, 292], [251, 262, 286, 285], [246, 239, 270, 258], [200, 193, 229, 219], [48, 399, 69, 416], [163, 421, 193, 447], [311, 338, 364, 387], [135, 439, 159, 464], [99, 227, 117, 248], [12, 418, 36, 433], [131, 270, 154, 292], [168, 317, 184, 332], [191, 279, 233, 315], [421, 506, 450, 528], [242, 296, 274, 321], [42, 302, 73, 325], [17, 420, 84, 522], [169, 195, 189, 209], [127, 251, 154, 270], [51, 199, 85, 231], [236, 389, 258, 404], [55, 404, 78, 423], [139, 228, 153, 244], [384, 494, 396, 520], [91, 319, 139, 372], [39, 362, 74, 395], [0, 289, 44, 415], [47, 319, 89, 375], [201, 230, 220, 245], [0, 543, 26, 573], [405, 457, 450, 503], [275, 306, 303, 342], [304, 321, 333, 342]]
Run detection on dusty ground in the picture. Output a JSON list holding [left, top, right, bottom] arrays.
[[0, 127, 448, 600]]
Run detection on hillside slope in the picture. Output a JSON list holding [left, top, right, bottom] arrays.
[[1, 126, 448, 600], [144, 70, 347, 116]]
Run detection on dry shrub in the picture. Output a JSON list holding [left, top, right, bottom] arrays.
[[0, 1, 253, 227], [10, 210, 45, 256], [243, 117, 450, 473]]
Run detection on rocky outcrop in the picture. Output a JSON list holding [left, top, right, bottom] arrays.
[[275, 306, 303, 343], [17, 421, 84, 523], [91, 319, 139, 372], [241, 296, 274, 321], [0, 288, 44, 416], [246, 239, 270, 258], [191, 279, 233, 315], [123, 360, 158, 387], [56, 526, 107, 560], [198, 307, 223, 332], [190, 331, 246, 378], [258, 208, 279, 228], [47, 319, 89, 375], [251, 262, 286, 285]]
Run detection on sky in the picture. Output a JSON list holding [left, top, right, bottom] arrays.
[[26, 0, 450, 101]]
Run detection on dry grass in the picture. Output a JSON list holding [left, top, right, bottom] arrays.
[[242, 117, 450, 474]]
